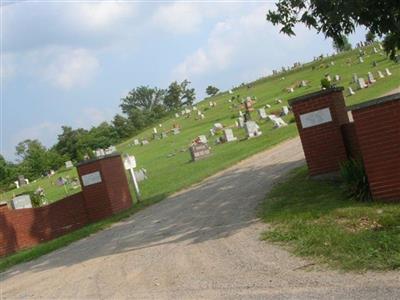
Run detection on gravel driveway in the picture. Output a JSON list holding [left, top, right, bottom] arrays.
[[1, 138, 399, 299]]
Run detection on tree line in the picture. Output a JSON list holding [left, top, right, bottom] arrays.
[[0, 80, 198, 192]]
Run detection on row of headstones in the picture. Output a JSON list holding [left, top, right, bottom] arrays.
[[348, 68, 393, 95]]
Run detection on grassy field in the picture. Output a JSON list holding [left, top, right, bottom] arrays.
[[260, 166, 400, 271], [1, 42, 399, 207]]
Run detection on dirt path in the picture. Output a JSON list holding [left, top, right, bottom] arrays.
[[1, 138, 399, 299]]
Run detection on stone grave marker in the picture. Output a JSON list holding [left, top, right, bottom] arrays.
[[198, 135, 208, 144], [357, 78, 367, 89], [281, 106, 289, 116], [189, 143, 211, 161], [378, 70, 385, 78], [209, 129, 215, 136], [65, 161, 73, 169], [268, 115, 288, 128], [385, 68, 392, 76], [367, 72, 376, 83], [223, 128, 237, 142], [265, 104, 271, 108], [161, 132, 168, 139], [244, 121, 262, 138], [175, 113, 180, 118], [258, 108, 268, 120], [11, 194, 32, 209], [334, 75, 340, 81], [352, 73, 358, 83], [141, 140, 149, 145], [133, 139, 140, 146], [359, 57, 364, 63], [18, 175, 27, 187], [237, 117, 245, 128], [172, 128, 180, 135], [348, 87, 355, 95]]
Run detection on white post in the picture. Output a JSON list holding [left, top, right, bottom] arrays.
[[129, 167, 141, 202]]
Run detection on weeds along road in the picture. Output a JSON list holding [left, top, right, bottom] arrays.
[[1, 138, 400, 299]]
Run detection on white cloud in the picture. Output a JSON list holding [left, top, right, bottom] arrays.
[[152, 2, 204, 34], [72, 2, 136, 31], [11, 122, 61, 151], [75, 107, 115, 128], [43, 48, 100, 89]]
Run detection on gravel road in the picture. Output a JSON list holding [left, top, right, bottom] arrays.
[[1, 138, 399, 299]]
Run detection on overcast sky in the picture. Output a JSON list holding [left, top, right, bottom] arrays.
[[1, 1, 366, 161]]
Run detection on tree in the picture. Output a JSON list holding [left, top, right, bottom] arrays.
[[55, 126, 88, 161], [112, 114, 136, 139], [365, 31, 376, 43], [206, 85, 220, 97], [266, 0, 400, 59], [15, 139, 63, 179], [120, 86, 166, 113], [332, 35, 352, 53], [164, 80, 196, 110]]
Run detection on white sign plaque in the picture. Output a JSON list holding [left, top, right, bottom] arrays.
[[123, 155, 137, 170], [300, 107, 332, 129], [81, 171, 102, 186]]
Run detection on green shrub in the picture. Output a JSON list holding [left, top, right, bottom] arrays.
[[340, 159, 372, 201], [320, 78, 331, 89]]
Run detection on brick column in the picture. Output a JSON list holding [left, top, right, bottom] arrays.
[[288, 87, 350, 177], [349, 93, 400, 202], [77, 154, 133, 222]]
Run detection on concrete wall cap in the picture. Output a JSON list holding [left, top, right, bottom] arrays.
[[288, 87, 344, 106], [348, 92, 400, 112]]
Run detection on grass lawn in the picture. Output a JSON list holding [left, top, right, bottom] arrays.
[[260, 166, 400, 271]]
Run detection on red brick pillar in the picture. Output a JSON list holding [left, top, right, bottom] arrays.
[[77, 154, 133, 222], [288, 87, 349, 177], [350, 93, 400, 202]]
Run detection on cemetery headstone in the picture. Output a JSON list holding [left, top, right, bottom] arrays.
[[65, 161, 73, 169], [175, 113, 180, 118], [11, 194, 32, 209], [385, 68, 392, 76], [134, 139, 140, 146], [334, 75, 340, 81], [244, 121, 262, 138], [357, 78, 367, 89], [367, 72, 376, 83], [378, 70, 385, 78], [190, 143, 211, 161], [352, 73, 358, 83], [258, 108, 268, 120], [18, 175, 27, 187], [172, 128, 180, 135], [161, 132, 168, 139], [198, 135, 208, 144], [359, 57, 364, 63], [281, 106, 289, 116], [348, 87, 355, 95], [268, 115, 288, 128], [141, 140, 149, 145], [265, 104, 271, 108], [223, 128, 237, 142], [237, 117, 245, 128]]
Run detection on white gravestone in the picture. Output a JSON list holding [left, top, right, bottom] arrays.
[[153, 127, 157, 134], [258, 108, 268, 120], [378, 70, 385, 78], [385, 68, 392, 76], [265, 104, 271, 108], [281, 106, 289, 116], [268, 115, 287, 128], [326, 75, 332, 82], [348, 87, 355, 95], [175, 113, 180, 118], [237, 117, 245, 128], [244, 121, 262, 138], [11, 194, 32, 209], [300, 108, 332, 129], [357, 78, 367, 89], [352, 73, 358, 83], [65, 161, 73, 169], [334, 75, 340, 81], [359, 57, 364, 63], [141, 140, 149, 145], [172, 128, 180, 135], [368, 72, 376, 83], [209, 129, 215, 136], [133, 139, 140, 146], [123, 155, 136, 170], [198, 135, 208, 144], [223, 129, 237, 142]]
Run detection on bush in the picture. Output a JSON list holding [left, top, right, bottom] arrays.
[[320, 78, 331, 89], [340, 159, 372, 201]]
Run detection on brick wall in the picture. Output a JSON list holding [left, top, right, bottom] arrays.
[[350, 94, 400, 201], [289, 88, 350, 176], [1, 154, 134, 257], [0, 193, 88, 256], [77, 154, 133, 222], [341, 122, 361, 159]]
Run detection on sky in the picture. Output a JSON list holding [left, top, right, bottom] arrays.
[[1, 1, 367, 161]]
